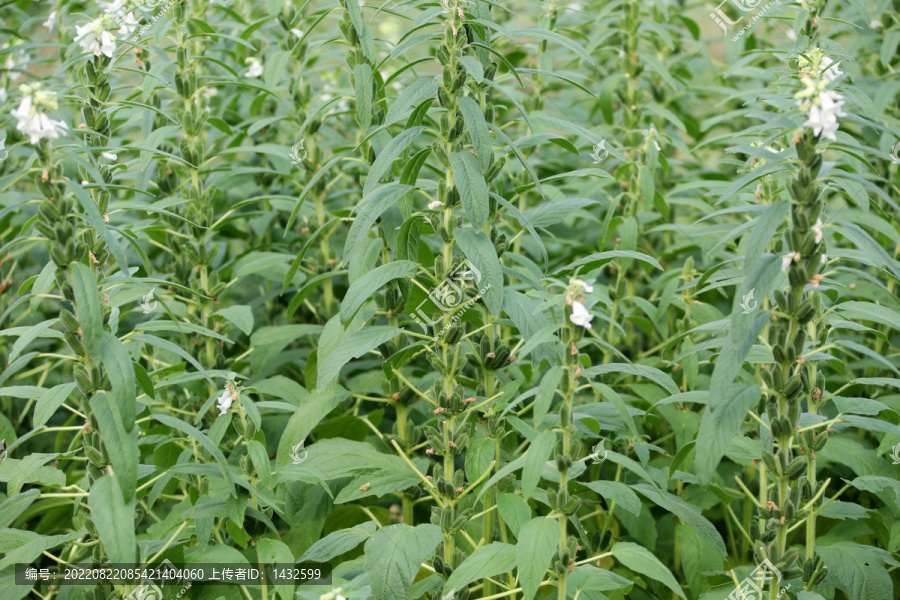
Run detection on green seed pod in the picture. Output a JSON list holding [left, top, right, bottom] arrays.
[[454, 470, 464, 489], [761, 451, 778, 473], [565, 496, 580, 513], [557, 487, 568, 509], [813, 432, 828, 452]]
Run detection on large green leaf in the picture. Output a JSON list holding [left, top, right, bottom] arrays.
[[450, 151, 490, 230], [299, 520, 376, 562], [818, 542, 899, 600], [453, 227, 503, 316], [341, 260, 417, 323], [444, 542, 518, 592], [317, 326, 403, 389], [69, 263, 103, 357], [631, 484, 726, 556], [522, 430, 556, 500], [88, 475, 137, 565], [517, 517, 558, 600], [364, 523, 443, 600], [89, 391, 139, 502], [611, 541, 686, 599], [693, 384, 760, 491]]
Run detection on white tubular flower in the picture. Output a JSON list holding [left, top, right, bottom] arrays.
[[101, 151, 117, 160], [813, 217, 824, 244], [290, 28, 304, 38], [217, 390, 234, 414], [781, 254, 794, 272], [2, 41, 28, 80], [43, 11, 57, 31], [11, 85, 67, 145], [570, 278, 594, 293], [803, 89, 846, 141], [104, 0, 141, 37], [244, 57, 263, 78], [570, 301, 594, 328], [427, 200, 444, 210], [75, 17, 117, 58]]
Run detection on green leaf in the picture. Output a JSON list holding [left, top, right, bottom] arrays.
[[611, 541, 686, 599], [89, 391, 139, 502], [213, 305, 254, 336], [630, 484, 726, 557], [364, 128, 424, 196], [69, 263, 102, 357], [818, 542, 899, 600], [497, 492, 532, 537], [563, 251, 662, 273], [299, 521, 376, 562], [151, 413, 236, 497], [341, 260, 418, 323], [694, 384, 760, 491], [444, 542, 518, 592], [99, 332, 137, 427], [523, 431, 556, 500], [456, 97, 492, 170], [581, 481, 642, 517], [676, 523, 723, 597], [257, 538, 295, 600], [275, 390, 350, 468], [317, 326, 403, 389], [364, 523, 443, 600], [0, 531, 81, 571], [33, 383, 77, 428], [383, 78, 439, 126], [344, 183, 415, 266], [354, 63, 374, 129], [450, 151, 490, 230], [453, 227, 503, 316], [582, 363, 678, 395], [517, 517, 558, 600], [0, 490, 40, 529], [88, 475, 137, 565]]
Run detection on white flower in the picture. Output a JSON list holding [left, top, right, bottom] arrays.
[[427, 200, 444, 210], [11, 85, 66, 145], [75, 18, 117, 58], [217, 390, 234, 414], [787, 29, 797, 41], [43, 11, 57, 31], [781, 254, 793, 272], [290, 28, 304, 38], [871, 19, 883, 30], [101, 151, 117, 161], [570, 301, 593, 328], [812, 217, 824, 244], [1, 41, 27, 80], [653, 140, 661, 151], [571, 278, 594, 293], [820, 56, 841, 82], [244, 57, 263, 78], [803, 89, 845, 141], [104, 0, 141, 37], [820, 253, 827, 265]]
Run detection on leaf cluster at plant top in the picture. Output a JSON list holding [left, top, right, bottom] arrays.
[[1, 0, 899, 600]]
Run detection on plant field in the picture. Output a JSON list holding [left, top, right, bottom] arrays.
[[1, 0, 900, 600]]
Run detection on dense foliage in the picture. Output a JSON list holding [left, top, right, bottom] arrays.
[[1, 0, 899, 599]]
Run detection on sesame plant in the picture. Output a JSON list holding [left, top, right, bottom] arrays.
[[1, 1, 900, 600]]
